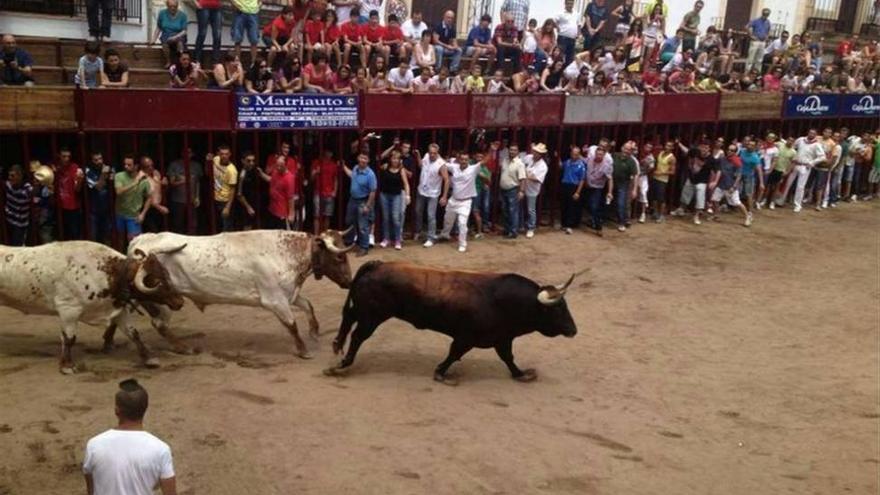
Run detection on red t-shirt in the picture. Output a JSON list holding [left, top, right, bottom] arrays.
[[762, 74, 780, 91], [303, 63, 334, 91], [383, 26, 404, 42], [57, 162, 81, 211], [837, 41, 852, 57], [360, 23, 385, 43], [341, 21, 361, 42], [314, 159, 338, 198], [269, 169, 296, 220], [266, 154, 300, 195], [642, 71, 661, 89], [325, 24, 341, 44], [304, 19, 324, 44], [198, 0, 222, 8], [262, 16, 297, 38]]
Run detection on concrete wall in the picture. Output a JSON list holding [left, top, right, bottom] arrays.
[[0, 8, 149, 43]]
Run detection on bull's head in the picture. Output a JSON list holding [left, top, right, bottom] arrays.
[[128, 244, 187, 310], [536, 274, 578, 338], [312, 228, 355, 289]]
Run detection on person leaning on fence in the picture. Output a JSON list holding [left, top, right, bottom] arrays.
[[83, 379, 177, 495]]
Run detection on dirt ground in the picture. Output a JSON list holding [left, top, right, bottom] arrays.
[[0, 202, 878, 495]]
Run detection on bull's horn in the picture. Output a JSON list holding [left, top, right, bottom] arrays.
[[537, 289, 561, 306], [133, 265, 159, 294], [338, 226, 355, 237], [153, 243, 187, 256], [321, 234, 357, 254], [556, 274, 576, 294], [132, 249, 147, 261]]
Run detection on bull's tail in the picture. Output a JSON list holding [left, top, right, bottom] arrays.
[[333, 261, 383, 354]]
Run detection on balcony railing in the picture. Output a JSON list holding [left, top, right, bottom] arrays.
[[0, 0, 142, 23]]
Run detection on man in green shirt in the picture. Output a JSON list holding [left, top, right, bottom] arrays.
[[768, 136, 795, 209], [679, 0, 703, 52], [472, 149, 493, 239], [114, 154, 153, 247], [611, 142, 639, 232]]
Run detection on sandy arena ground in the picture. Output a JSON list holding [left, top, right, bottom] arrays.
[[0, 203, 878, 495]]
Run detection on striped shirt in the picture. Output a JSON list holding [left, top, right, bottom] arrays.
[[5, 181, 33, 228], [501, 0, 530, 31]]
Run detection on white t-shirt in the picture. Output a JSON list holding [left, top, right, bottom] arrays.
[[487, 79, 506, 93], [412, 76, 434, 92], [83, 430, 174, 495], [446, 162, 481, 200], [761, 145, 778, 172], [555, 12, 580, 38], [418, 155, 446, 197], [523, 155, 548, 197], [429, 75, 451, 93], [401, 20, 428, 41], [522, 31, 538, 54], [388, 68, 414, 89]]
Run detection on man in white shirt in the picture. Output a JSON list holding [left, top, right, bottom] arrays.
[[388, 60, 414, 92], [414, 143, 449, 247], [779, 129, 827, 212], [401, 10, 428, 46], [83, 379, 176, 495], [498, 144, 527, 239], [437, 151, 481, 252], [522, 143, 548, 238], [555, 0, 580, 65]]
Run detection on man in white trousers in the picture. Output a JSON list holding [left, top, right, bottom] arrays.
[[778, 129, 827, 212], [437, 150, 481, 253]]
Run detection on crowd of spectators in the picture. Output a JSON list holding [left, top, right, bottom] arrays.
[[3, 127, 879, 257], [3, 0, 880, 93]]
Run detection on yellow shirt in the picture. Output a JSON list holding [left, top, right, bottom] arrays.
[[212, 156, 238, 203], [655, 151, 674, 183], [465, 75, 485, 92]]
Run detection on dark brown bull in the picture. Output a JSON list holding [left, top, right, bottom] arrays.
[[325, 261, 578, 385]]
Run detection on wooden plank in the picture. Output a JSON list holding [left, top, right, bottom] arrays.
[[0, 89, 17, 130], [719, 92, 783, 121], [0, 87, 78, 130]]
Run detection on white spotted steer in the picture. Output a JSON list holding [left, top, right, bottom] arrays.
[[0, 241, 186, 374], [123, 229, 355, 358]]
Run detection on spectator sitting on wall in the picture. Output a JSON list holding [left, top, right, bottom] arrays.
[[324, 10, 344, 68], [382, 15, 407, 68], [303, 52, 335, 93], [210, 53, 245, 91], [245, 55, 275, 94], [274, 53, 302, 93], [1, 34, 35, 87], [434, 10, 462, 74], [304, 8, 326, 69], [75, 41, 103, 89], [263, 6, 298, 68], [465, 15, 496, 73], [402, 10, 428, 61], [151, 0, 189, 68], [340, 6, 367, 68], [494, 12, 522, 74], [170, 51, 203, 89], [100, 49, 129, 88], [332, 64, 355, 93], [387, 59, 414, 93]]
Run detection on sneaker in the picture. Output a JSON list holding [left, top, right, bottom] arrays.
[[655, 215, 666, 224], [769, 202, 775, 210], [369, 234, 375, 246], [617, 225, 626, 232], [821, 200, 828, 209], [755, 201, 762, 210], [638, 212, 646, 224], [670, 208, 685, 217], [706, 207, 714, 215], [458, 246, 467, 253], [830, 202, 837, 208], [850, 195, 858, 202], [793, 205, 802, 213], [564, 228, 573, 235], [394, 241, 402, 250], [814, 205, 822, 211], [744, 213, 753, 227], [378, 240, 389, 248], [474, 233, 484, 240], [693, 216, 701, 225], [423, 239, 434, 248], [526, 230, 535, 238]]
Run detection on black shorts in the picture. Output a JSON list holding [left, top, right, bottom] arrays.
[[651, 179, 668, 202], [766, 170, 784, 188]]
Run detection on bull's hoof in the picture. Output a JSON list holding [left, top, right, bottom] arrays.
[[332, 340, 344, 355], [143, 358, 161, 369], [59, 365, 78, 375], [513, 369, 538, 383], [323, 365, 349, 377], [433, 372, 459, 387]]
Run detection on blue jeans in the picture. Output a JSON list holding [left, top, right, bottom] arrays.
[[380, 192, 403, 242], [558, 35, 576, 66], [500, 188, 520, 236], [476, 188, 491, 227], [414, 194, 439, 241], [195, 8, 222, 64], [90, 209, 112, 244], [615, 182, 631, 225], [830, 165, 844, 203], [525, 195, 538, 231], [587, 187, 605, 231], [345, 197, 374, 250], [232, 12, 260, 45], [434, 45, 463, 72]]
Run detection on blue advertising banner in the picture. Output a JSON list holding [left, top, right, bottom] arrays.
[[783, 94, 838, 118], [236, 94, 358, 129], [839, 94, 880, 117]]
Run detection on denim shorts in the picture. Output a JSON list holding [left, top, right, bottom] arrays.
[[742, 173, 756, 197], [232, 12, 260, 44], [843, 164, 855, 182]]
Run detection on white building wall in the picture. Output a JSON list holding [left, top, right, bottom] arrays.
[[0, 5, 150, 43]]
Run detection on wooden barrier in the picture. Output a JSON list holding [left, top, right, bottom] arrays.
[[0, 87, 78, 131], [80, 89, 235, 131], [471, 94, 564, 128], [719, 92, 784, 121], [564, 95, 644, 124], [362, 93, 468, 129], [643, 93, 720, 123]]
